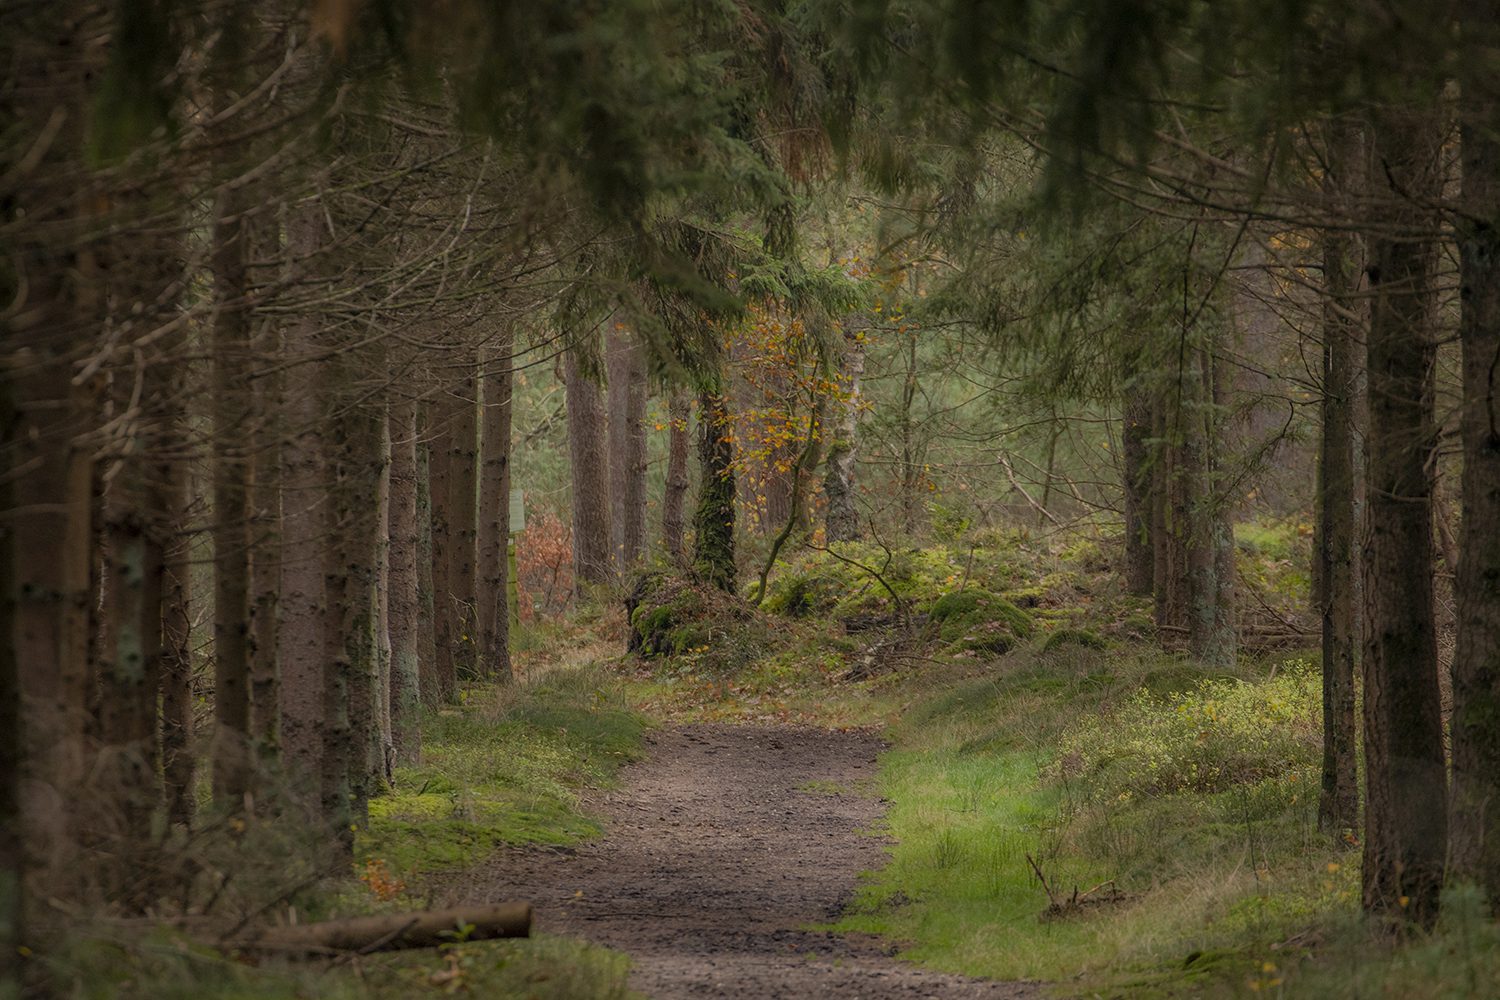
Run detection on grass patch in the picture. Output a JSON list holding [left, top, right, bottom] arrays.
[[831, 645, 1362, 994], [361, 665, 648, 880], [47, 926, 636, 999]]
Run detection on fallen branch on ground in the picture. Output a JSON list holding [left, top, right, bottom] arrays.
[[234, 902, 532, 955]]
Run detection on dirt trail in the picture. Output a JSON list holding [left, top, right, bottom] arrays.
[[450, 724, 1036, 999]]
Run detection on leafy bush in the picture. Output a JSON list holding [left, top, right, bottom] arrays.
[[1053, 661, 1320, 799]]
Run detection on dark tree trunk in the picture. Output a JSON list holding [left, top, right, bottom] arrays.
[[276, 201, 328, 808], [564, 342, 613, 591], [663, 389, 691, 564], [159, 416, 195, 829], [448, 366, 480, 676], [1317, 117, 1363, 837], [388, 396, 422, 761], [426, 396, 457, 703], [0, 371, 18, 981], [1121, 353, 1154, 596], [1359, 102, 1446, 928], [825, 323, 866, 544], [1451, 4, 1500, 906], [249, 319, 282, 772], [415, 416, 438, 704], [694, 388, 737, 592], [607, 322, 648, 569], [478, 337, 514, 682], [210, 186, 253, 809]]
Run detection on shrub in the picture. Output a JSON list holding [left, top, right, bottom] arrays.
[[1053, 660, 1320, 799]]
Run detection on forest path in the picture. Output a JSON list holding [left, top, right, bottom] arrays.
[[447, 724, 1036, 999]]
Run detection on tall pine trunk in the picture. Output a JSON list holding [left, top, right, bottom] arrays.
[[1317, 117, 1363, 836], [210, 186, 254, 808], [694, 386, 737, 591], [478, 337, 515, 681], [388, 396, 422, 761], [564, 342, 613, 592], [663, 389, 691, 564], [607, 323, 648, 569], [825, 323, 866, 544], [426, 396, 457, 703], [448, 366, 480, 675], [1359, 101, 1446, 927], [1451, 3, 1500, 905], [1121, 349, 1154, 596], [276, 200, 329, 807]]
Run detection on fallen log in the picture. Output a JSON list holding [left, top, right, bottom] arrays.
[[237, 902, 532, 955]]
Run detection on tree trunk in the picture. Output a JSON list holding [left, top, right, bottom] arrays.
[[277, 201, 329, 808], [375, 408, 393, 781], [693, 388, 737, 591], [448, 366, 480, 676], [607, 322, 648, 569], [426, 397, 457, 703], [899, 329, 923, 530], [825, 323, 866, 544], [478, 337, 515, 682], [160, 413, 196, 830], [564, 341, 613, 592], [388, 396, 422, 762], [1359, 102, 1446, 928], [663, 389, 691, 563], [249, 318, 282, 773], [210, 186, 254, 809], [1121, 352, 1154, 596], [1317, 116, 1362, 837], [415, 415, 439, 705], [326, 377, 385, 831], [0, 370, 19, 982], [1451, 4, 1500, 906]]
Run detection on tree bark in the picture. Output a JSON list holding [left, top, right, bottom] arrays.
[[694, 388, 737, 592], [663, 389, 692, 563], [388, 396, 422, 761], [415, 415, 439, 705], [448, 365, 480, 676], [1451, 2, 1500, 906], [607, 322, 648, 569], [249, 317, 282, 773], [1317, 116, 1362, 837], [478, 337, 515, 682], [825, 323, 866, 544], [564, 341, 613, 592], [1121, 351, 1154, 596], [426, 396, 457, 703], [277, 200, 329, 808], [1359, 101, 1446, 928], [238, 903, 532, 954], [210, 185, 254, 809]]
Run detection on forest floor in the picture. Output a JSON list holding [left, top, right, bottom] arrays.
[[444, 723, 1035, 998]]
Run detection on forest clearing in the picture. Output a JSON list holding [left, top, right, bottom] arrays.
[[6, 1, 1500, 997]]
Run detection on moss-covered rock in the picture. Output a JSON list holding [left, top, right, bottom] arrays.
[[925, 587, 1033, 656], [1043, 627, 1108, 652], [624, 570, 777, 673]]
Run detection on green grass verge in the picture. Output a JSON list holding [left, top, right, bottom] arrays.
[[831, 645, 1369, 996], [361, 665, 649, 879], [49, 928, 635, 999]]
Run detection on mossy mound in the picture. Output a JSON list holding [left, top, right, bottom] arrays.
[[1043, 627, 1108, 652], [625, 571, 777, 673], [926, 587, 1034, 655]]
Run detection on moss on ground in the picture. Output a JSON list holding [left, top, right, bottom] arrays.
[[361, 666, 648, 880]]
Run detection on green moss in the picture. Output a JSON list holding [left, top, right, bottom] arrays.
[[359, 666, 647, 879], [1043, 627, 1108, 652]]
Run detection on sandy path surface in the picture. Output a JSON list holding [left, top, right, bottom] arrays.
[[450, 724, 1037, 999]]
